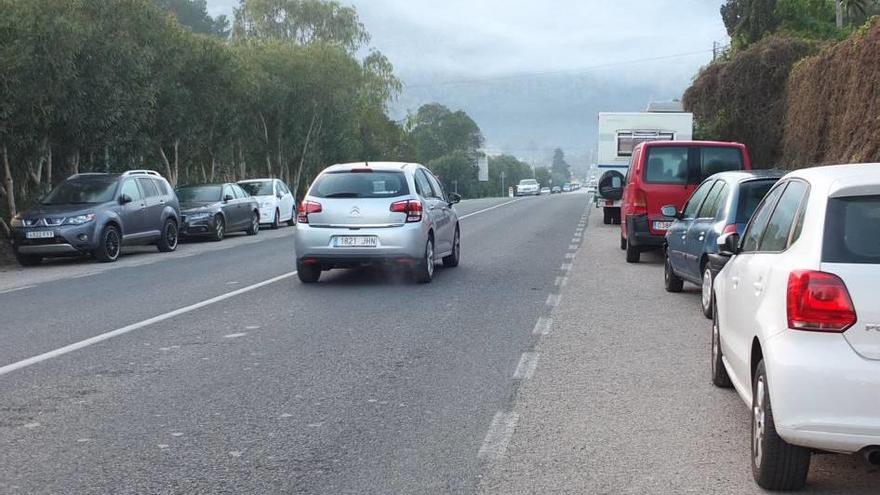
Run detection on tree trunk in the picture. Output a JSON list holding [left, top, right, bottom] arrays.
[[104, 145, 110, 173], [173, 139, 180, 186], [836, 1, 844, 28], [258, 112, 272, 177], [277, 121, 284, 180], [71, 149, 80, 175], [3, 145, 17, 220], [46, 144, 52, 192], [238, 139, 246, 179], [209, 154, 216, 182], [293, 111, 320, 200]]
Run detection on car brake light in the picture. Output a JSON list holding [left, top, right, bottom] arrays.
[[787, 270, 857, 332], [631, 187, 647, 215], [390, 199, 423, 223], [350, 168, 373, 173], [722, 224, 738, 235], [297, 201, 322, 224]]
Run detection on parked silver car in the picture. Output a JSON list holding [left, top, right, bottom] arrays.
[[294, 162, 461, 283]]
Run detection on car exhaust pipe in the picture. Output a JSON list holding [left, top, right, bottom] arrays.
[[862, 447, 880, 467]]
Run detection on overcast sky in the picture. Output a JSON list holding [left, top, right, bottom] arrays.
[[206, 0, 728, 161]]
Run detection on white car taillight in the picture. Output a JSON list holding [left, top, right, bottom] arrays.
[[787, 270, 857, 332], [390, 200, 423, 223], [297, 201, 322, 224]]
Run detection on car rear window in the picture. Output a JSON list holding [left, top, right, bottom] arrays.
[[735, 180, 777, 223], [645, 147, 688, 184], [644, 146, 745, 185], [823, 195, 880, 264], [310, 171, 409, 199], [239, 181, 273, 196]]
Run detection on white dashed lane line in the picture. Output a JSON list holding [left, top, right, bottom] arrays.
[[0, 285, 37, 295], [532, 317, 553, 335], [546, 294, 560, 307], [478, 411, 520, 461], [512, 352, 539, 380]]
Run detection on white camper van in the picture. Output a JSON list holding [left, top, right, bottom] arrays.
[[595, 112, 693, 223]]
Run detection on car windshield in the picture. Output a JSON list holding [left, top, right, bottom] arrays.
[[735, 180, 777, 223], [176, 185, 221, 202], [519, 180, 538, 186], [309, 171, 409, 198], [239, 181, 273, 196], [41, 178, 117, 205], [823, 195, 880, 264]]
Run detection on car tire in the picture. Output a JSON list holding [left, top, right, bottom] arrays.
[[94, 224, 121, 263], [603, 208, 612, 225], [14, 252, 42, 267], [625, 241, 640, 263], [286, 206, 296, 226], [271, 209, 280, 229], [413, 237, 435, 284], [157, 219, 179, 252], [296, 260, 321, 283], [246, 211, 260, 236], [620, 235, 627, 251], [711, 302, 733, 388], [210, 215, 225, 242], [664, 253, 684, 292], [751, 361, 811, 491], [701, 266, 714, 319], [443, 227, 461, 268]]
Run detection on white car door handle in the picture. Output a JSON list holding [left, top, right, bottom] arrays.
[[731, 276, 740, 288]]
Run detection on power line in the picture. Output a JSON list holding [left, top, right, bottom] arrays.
[[405, 48, 721, 89]]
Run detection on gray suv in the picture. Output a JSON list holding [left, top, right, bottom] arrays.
[[10, 170, 180, 265], [294, 162, 461, 284]]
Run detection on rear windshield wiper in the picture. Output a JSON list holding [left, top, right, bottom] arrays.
[[322, 192, 360, 198]]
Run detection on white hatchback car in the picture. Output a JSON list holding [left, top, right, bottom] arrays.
[[238, 178, 296, 228], [711, 163, 880, 490]]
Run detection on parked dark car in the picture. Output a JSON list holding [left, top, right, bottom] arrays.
[[10, 170, 180, 265], [176, 183, 260, 241], [662, 170, 784, 318]]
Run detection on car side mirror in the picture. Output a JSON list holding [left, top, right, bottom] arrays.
[[119, 194, 132, 205], [276, 192, 283, 199], [224, 194, 234, 202], [448, 193, 461, 205], [660, 205, 680, 219], [717, 232, 740, 257]]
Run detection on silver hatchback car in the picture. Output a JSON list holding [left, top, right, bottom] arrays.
[[294, 162, 462, 283]]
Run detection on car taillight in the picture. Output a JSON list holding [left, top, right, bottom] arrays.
[[390, 199, 423, 223], [722, 224, 738, 235], [631, 187, 647, 215], [787, 270, 856, 332], [297, 201, 322, 224]]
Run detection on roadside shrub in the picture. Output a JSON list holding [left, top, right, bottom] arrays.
[[782, 17, 880, 167], [683, 36, 819, 168]]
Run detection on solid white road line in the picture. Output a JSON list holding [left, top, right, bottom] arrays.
[[0, 271, 298, 377], [478, 411, 520, 460], [546, 294, 560, 307], [561, 263, 572, 271], [0, 284, 37, 295], [532, 317, 553, 335], [458, 199, 521, 220], [513, 352, 539, 380]]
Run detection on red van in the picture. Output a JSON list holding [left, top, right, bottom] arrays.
[[620, 141, 751, 263]]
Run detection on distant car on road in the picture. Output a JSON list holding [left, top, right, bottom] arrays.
[[176, 183, 260, 241], [562, 183, 571, 192], [516, 179, 540, 196], [620, 140, 752, 263], [551, 186, 562, 194], [294, 162, 461, 284], [663, 170, 783, 318], [711, 163, 880, 491], [540, 187, 551, 195], [10, 170, 179, 265], [238, 178, 296, 228]]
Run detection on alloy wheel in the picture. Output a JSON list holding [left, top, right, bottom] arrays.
[[753, 377, 766, 468], [166, 223, 178, 249], [106, 229, 120, 259], [216, 220, 225, 239], [702, 268, 712, 311]]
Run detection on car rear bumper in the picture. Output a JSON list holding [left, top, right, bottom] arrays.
[[258, 206, 278, 223], [765, 331, 880, 453], [294, 223, 426, 262], [625, 215, 664, 248]]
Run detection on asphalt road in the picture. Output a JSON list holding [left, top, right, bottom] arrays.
[[0, 194, 589, 494], [479, 202, 879, 494]]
